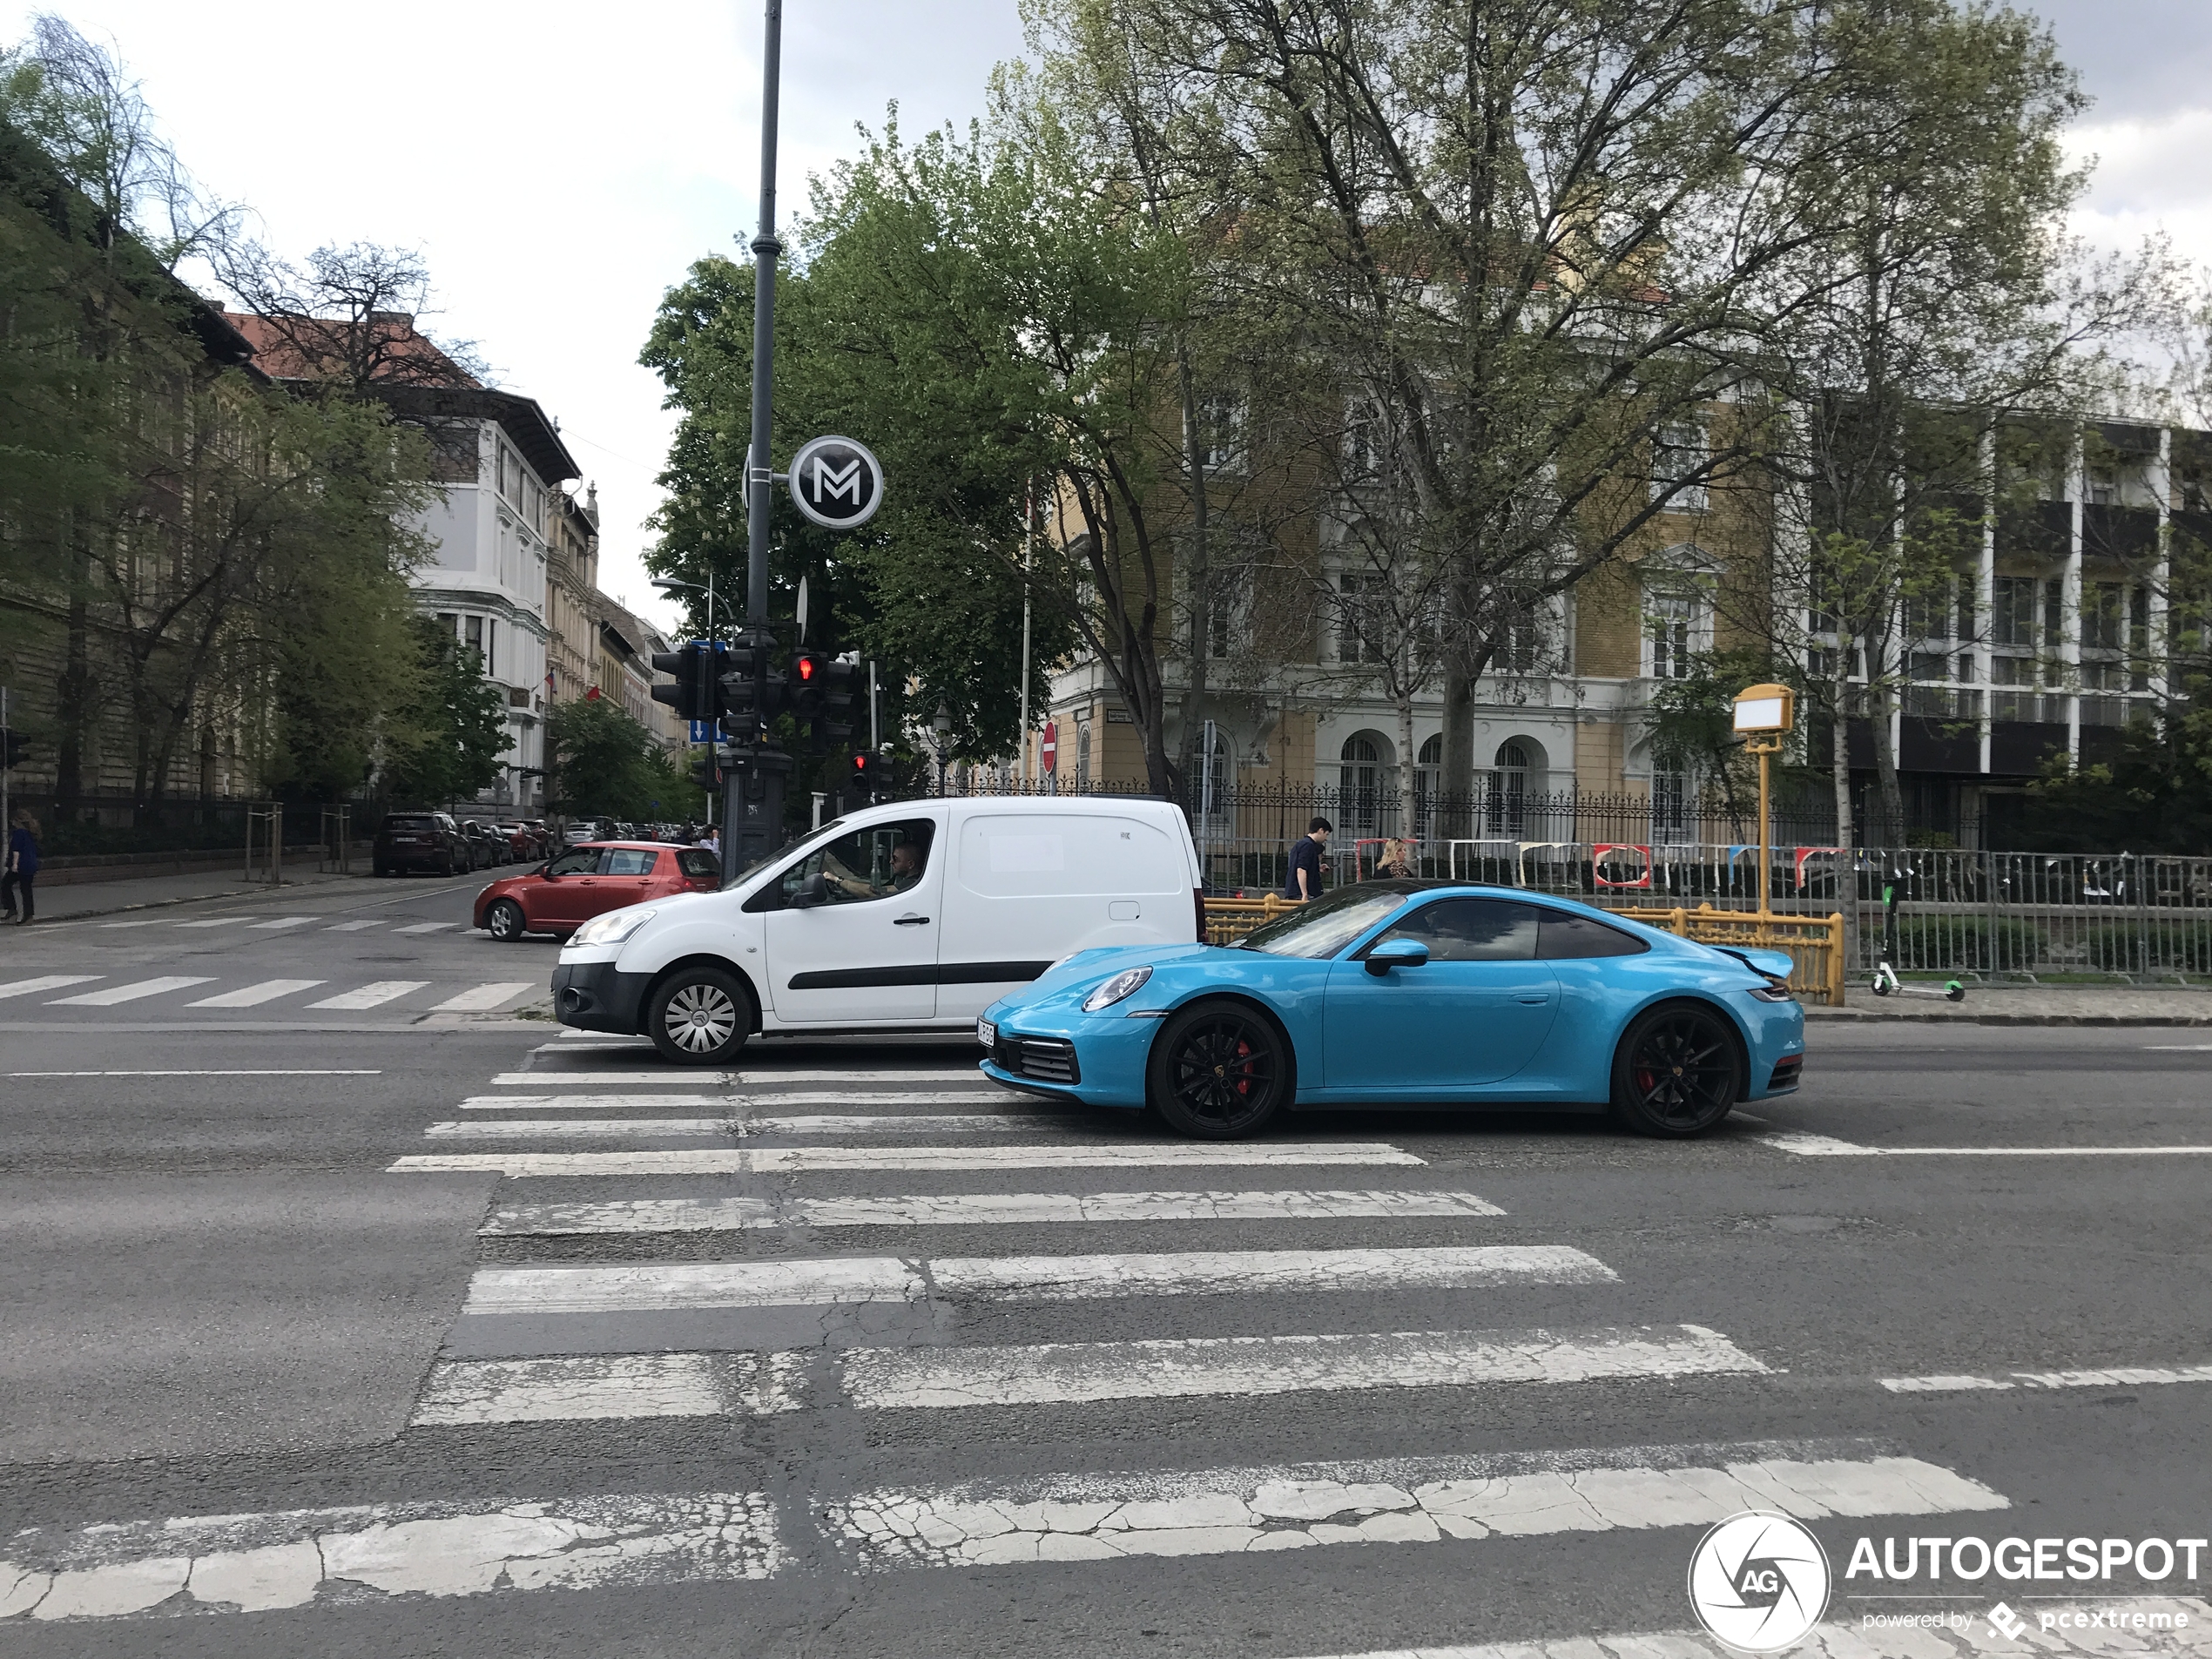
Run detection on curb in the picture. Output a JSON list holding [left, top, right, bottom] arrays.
[[1809, 1008, 2212, 1027]]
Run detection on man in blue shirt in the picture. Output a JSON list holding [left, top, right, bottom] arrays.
[[3, 809, 37, 924], [1281, 817, 1332, 901]]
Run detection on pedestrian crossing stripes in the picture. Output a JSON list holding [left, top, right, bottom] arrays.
[[459, 1245, 1614, 1318], [0, 1490, 779, 1622], [394, 921, 458, 934], [465, 1090, 1002, 1108], [324, 920, 384, 931], [0, 1444, 2009, 1623], [417, 1325, 1763, 1425], [0, 975, 100, 1001], [307, 981, 428, 1010], [483, 1073, 996, 1089], [185, 979, 326, 1008], [49, 976, 214, 1006], [1882, 1362, 2212, 1393], [392, 1142, 1429, 1177], [823, 1440, 2006, 1570], [480, 1189, 1510, 1237], [172, 917, 248, 928], [426, 1114, 1061, 1138], [245, 916, 315, 929], [429, 982, 534, 1012]]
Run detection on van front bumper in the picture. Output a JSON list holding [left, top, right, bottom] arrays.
[[553, 961, 652, 1035]]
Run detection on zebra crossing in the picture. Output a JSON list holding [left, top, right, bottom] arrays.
[[0, 1042, 2025, 1630], [0, 970, 536, 1014]]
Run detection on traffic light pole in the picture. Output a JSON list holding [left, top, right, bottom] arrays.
[[727, 0, 788, 881]]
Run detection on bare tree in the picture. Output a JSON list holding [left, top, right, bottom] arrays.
[[219, 239, 488, 391]]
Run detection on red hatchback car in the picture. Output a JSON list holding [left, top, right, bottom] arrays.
[[473, 840, 721, 941]]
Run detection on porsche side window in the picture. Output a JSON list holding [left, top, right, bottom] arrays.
[[545, 849, 598, 877], [1535, 911, 1650, 958], [1237, 888, 1406, 958], [1373, 899, 1540, 961], [779, 819, 935, 906]]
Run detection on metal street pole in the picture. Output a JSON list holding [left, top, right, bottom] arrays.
[[1018, 485, 1034, 787], [726, 0, 792, 880]]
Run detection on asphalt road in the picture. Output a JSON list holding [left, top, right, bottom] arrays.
[[2, 878, 2208, 1657]]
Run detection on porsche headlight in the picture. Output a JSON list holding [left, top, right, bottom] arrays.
[[571, 907, 658, 949], [1081, 965, 1153, 1013]]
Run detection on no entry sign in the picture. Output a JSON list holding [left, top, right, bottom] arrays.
[[1040, 720, 1057, 774]]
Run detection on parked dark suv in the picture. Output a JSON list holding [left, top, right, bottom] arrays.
[[459, 819, 511, 869], [374, 812, 468, 876]]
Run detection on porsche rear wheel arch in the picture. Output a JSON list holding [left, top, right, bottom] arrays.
[[1608, 997, 1748, 1137], [1144, 995, 1295, 1140]]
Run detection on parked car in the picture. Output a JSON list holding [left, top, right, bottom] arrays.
[[496, 822, 539, 861], [979, 881, 1805, 1140], [475, 841, 722, 942], [553, 797, 1204, 1063], [373, 812, 468, 876], [459, 819, 509, 868]]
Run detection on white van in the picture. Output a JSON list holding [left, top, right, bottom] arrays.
[[551, 795, 1204, 1063]]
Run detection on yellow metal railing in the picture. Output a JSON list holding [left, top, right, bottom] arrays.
[[1202, 895, 1845, 1006]]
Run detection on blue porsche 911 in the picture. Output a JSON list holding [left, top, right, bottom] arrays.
[[977, 881, 1804, 1140]]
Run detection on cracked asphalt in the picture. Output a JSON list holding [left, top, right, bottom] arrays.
[[2, 879, 2209, 1656]]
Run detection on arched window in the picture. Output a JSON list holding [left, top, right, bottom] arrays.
[[1488, 740, 1531, 837], [1338, 732, 1396, 835], [1414, 735, 1443, 835], [1076, 724, 1092, 788]]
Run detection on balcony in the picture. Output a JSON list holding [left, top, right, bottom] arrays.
[[1994, 498, 2070, 561], [2081, 502, 2157, 562]]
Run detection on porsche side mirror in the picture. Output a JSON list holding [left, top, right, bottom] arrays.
[[1365, 939, 1430, 976]]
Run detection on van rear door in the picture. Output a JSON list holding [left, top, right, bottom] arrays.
[[936, 808, 1190, 1020]]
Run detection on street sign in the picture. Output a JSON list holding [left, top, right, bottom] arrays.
[[690, 720, 713, 744], [1040, 719, 1057, 775], [788, 435, 884, 530]]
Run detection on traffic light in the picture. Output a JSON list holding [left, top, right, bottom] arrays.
[[848, 749, 885, 803], [788, 649, 828, 722], [718, 630, 786, 738], [0, 728, 24, 771], [786, 650, 857, 748], [650, 641, 724, 724], [688, 752, 719, 792], [819, 656, 860, 745]]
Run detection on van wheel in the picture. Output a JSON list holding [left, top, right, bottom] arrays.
[[1609, 1001, 1743, 1137], [648, 967, 752, 1065], [1145, 999, 1290, 1139]]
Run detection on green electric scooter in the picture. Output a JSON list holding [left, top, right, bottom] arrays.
[[1869, 876, 1966, 1001]]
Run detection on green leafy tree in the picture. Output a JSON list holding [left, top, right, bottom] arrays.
[[543, 696, 684, 822], [381, 618, 507, 806]]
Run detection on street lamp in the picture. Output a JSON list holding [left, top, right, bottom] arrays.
[[1732, 683, 1795, 914], [932, 704, 952, 796], [651, 573, 718, 647]]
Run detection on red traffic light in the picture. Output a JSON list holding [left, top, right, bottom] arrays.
[[796, 654, 819, 682]]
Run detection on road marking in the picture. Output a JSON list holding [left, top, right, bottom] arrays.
[[393, 921, 457, 934], [464, 1094, 727, 1109], [2144, 1044, 2212, 1051], [305, 980, 428, 1010], [1883, 1362, 2212, 1394], [48, 977, 214, 1007], [0, 1490, 778, 1622], [428, 1115, 1057, 1138], [415, 1353, 798, 1426], [479, 1084, 1002, 1107], [8, 1069, 380, 1077], [244, 916, 315, 930], [324, 920, 384, 931], [824, 1441, 2006, 1570], [430, 982, 535, 1012], [0, 976, 101, 1001], [98, 921, 163, 928], [1288, 1604, 2212, 1658], [735, 1069, 993, 1085], [416, 1325, 1754, 1424], [185, 979, 327, 1008], [462, 1245, 1614, 1318], [490, 1071, 719, 1086], [482, 1188, 1508, 1236], [1762, 1131, 2212, 1157], [393, 1143, 1427, 1177], [172, 918, 248, 928]]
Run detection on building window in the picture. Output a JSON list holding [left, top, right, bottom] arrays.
[[1651, 770, 1692, 843], [1644, 592, 1701, 679], [1651, 420, 1709, 512], [1338, 733, 1395, 835], [464, 615, 484, 656], [1337, 571, 1389, 664], [1488, 740, 1530, 837], [1414, 734, 1443, 835], [1194, 392, 1245, 472]]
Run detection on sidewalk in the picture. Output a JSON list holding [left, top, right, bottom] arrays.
[[1815, 986, 2212, 1025], [5, 865, 378, 924]]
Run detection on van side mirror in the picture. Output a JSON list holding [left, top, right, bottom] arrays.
[[1365, 938, 1430, 976], [787, 871, 829, 909]]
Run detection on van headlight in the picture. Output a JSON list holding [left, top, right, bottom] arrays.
[[571, 907, 658, 948], [1082, 965, 1153, 1012]]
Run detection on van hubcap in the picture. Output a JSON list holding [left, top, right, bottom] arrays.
[[664, 984, 738, 1053]]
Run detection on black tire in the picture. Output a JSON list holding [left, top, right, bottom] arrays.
[[1608, 1001, 1744, 1137], [485, 899, 527, 942], [1144, 998, 1291, 1139], [439, 849, 456, 876], [646, 965, 752, 1066]]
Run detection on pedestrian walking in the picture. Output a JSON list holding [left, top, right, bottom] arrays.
[[1280, 817, 1332, 902], [3, 808, 38, 924]]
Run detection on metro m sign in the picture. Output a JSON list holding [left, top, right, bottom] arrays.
[[788, 435, 885, 530]]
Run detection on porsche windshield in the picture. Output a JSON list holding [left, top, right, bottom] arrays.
[[1234, 887, 1408, 958]]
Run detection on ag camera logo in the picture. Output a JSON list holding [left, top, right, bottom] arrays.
[[1688, 1511, 1832, 1651]]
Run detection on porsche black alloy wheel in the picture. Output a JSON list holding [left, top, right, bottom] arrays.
[[1610, 1002, 1743, 1136], [1146, 1000, 1289, 1139]]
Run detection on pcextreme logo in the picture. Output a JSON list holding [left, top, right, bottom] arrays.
[[1687, 1511, 1833, 1652]]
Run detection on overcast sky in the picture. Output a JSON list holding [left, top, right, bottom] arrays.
[[5, 1, 2201, 634]]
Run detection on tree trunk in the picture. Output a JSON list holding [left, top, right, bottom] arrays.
[[1438, 656, 1474, 840], [1871, 683, 1905, 845], [1395, 688, 1416, 843], [55, 582, 91, 818], [1175, 348, 1210, 785], [1830, 673, 1854, 847]]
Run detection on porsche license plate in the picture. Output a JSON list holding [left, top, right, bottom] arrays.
[[976, 1018, 996, 1050]]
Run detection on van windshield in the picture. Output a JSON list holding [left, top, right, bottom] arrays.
[[725, 819, 846, 889]]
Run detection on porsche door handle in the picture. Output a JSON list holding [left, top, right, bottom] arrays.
[[1516, 994, 1550, 1004], [893, 914, 931, 926]]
